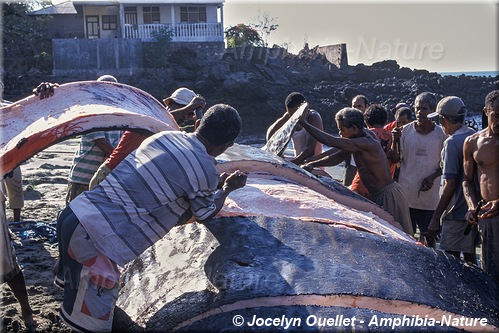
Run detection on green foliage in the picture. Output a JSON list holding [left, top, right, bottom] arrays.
[[143, 27, 174, 68], [225, 24, 263, 48], [2, 1, 54, 73], [151, 26, 174, 43]]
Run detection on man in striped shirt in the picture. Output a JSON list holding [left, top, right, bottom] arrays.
[[65, 75, 122, 204], [56, 104, 247, 332]]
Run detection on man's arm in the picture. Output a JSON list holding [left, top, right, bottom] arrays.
[[428, 178, 458, 237], [420, 167, 442, 192], [93, 138, 117, 157], [266, 113, 290, 141], [387, 127, 401, 163], [387, 127, 402, 163], [169, 96, 206, 124], [197, 170, 247, 222], [301, 149, 349, 171], [303, 147, 340, 164], [462, 136, 481, 224], [300, 116, 359, 153], [291, 111, 324, 165]]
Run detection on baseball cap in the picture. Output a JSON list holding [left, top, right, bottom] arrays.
[[97, 75, 118, 82], [163, 87, 197, 106], [428, 96, 467, 118]]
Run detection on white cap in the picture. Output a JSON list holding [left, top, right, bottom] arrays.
[[165, 87, 197, 106], [97, 75, 118, 83]]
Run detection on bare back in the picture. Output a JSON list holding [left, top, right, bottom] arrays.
[[351, 135, 394, 194]]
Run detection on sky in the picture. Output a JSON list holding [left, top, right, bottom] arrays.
[[224, 1, 498, 73], [49, 0, 497, 73]]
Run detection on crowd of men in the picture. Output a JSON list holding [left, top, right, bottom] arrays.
[[278, 90, 498, 283], [1, 78, 498, 332]]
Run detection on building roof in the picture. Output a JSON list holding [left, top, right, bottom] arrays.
[[28, 1, 78, 15], [72, 0, 119, 4], [120, 0, 223, 3], [29, 0, 224, 16]]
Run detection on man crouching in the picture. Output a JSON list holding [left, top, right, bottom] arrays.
[[55, 104, 247, 332]]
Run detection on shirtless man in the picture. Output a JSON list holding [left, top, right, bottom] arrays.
[[300, 107, 413, 235], [266, 92, 323, 165], [343, 95, 370, 186], [463, 90, 499, 280]]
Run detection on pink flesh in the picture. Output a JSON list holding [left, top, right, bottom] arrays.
[[217, 159, 403, 230], [1, 81, 178, 176], [217, 173, 414, 242]]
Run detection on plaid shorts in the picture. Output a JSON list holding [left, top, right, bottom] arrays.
[[57, 208, 120, 332]]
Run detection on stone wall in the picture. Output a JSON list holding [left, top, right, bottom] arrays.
[[168, 42, 226, 61]]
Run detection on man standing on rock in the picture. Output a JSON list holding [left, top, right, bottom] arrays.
[[427, 96, 478, 263], [56, 104, 247, 332], [462, 90, 499, 280], [391, 92, 446, 247], [266, 92, 324, 165], [65, 75, 122, 204]]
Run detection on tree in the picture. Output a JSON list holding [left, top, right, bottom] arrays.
[[252, 9, 278, 48], [225, 24, 262, 48], [2, 1, 54, 73]]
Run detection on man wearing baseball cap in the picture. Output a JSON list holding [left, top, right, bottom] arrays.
[[88, 87, 206, 189], [163, 87, 205, 128], [427, 96, 478, 263]]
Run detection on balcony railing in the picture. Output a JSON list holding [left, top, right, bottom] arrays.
[[123, 23, 223, 42]]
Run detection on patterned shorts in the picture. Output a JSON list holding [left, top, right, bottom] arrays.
[[57, 208, 120, 332]]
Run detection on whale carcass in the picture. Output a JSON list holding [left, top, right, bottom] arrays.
[[1, 82, 497, 332], [116, 144, 498, 332], [0, 81, 178, 177]]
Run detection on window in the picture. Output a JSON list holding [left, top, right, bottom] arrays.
[[124, 6, 137, 25], [143, 6, 160, 24], [102, 15, 117, 30], [180, 6, 206, 23]]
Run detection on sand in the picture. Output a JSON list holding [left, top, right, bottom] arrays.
[[1, 140, 78, 333]]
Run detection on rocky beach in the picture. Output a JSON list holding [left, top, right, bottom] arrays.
[[1, 46, 498, 332], [3, 46, 498, 141]]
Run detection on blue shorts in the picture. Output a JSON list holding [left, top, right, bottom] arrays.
[[57, 207, 120, 332]]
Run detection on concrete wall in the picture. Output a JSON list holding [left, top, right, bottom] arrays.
[[52, 40, 225, 75], [52, 39, 142, 75]]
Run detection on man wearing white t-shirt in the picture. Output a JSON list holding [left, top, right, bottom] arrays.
[[392, 92, 447, 246]]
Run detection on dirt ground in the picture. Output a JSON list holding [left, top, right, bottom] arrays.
[[1, 140, 77, 333]]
